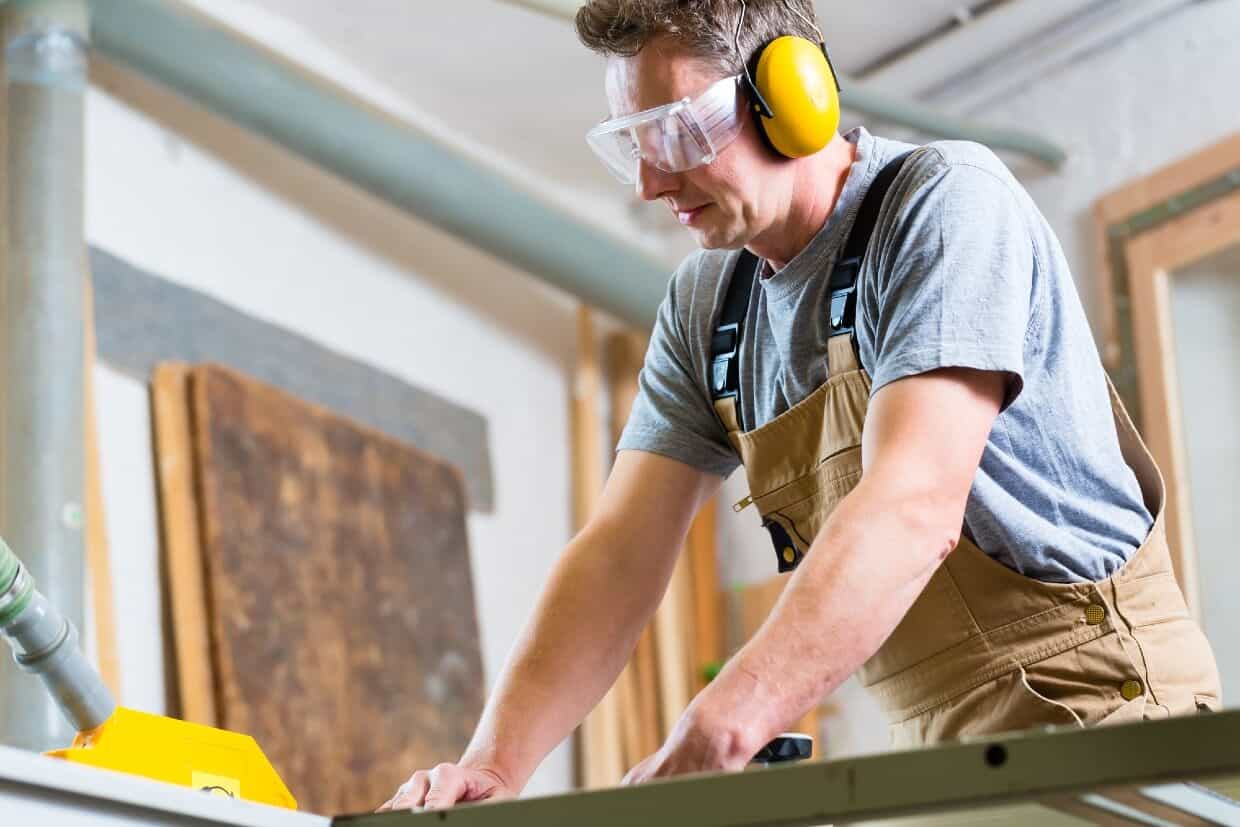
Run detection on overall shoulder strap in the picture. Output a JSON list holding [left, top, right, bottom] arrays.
[[709, 250, 762, 431], [708, 149, 915, 429], [827, 150, 913, 338]]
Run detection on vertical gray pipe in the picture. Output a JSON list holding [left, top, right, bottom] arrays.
[[0, 0, 90, 751]]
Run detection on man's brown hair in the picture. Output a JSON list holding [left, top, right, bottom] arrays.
[[574, 0, 821, 75]]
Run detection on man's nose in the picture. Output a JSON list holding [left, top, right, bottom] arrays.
[[635, 158, 676, 201]]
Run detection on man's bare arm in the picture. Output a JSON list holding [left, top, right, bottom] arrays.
[[382, 449, 721, 809], [629, 367, 1005, 777]]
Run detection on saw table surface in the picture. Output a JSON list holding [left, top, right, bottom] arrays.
[[3, 711, 1238, 825], [340, 710, 1240, 826], [0, 742, 329, 827]]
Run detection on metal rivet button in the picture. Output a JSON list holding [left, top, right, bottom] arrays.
[[781, 547, 796, 564], [1085, 604, 1106, 626], [1121, 679, 1144, 701]]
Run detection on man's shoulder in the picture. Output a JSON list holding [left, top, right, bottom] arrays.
[[667, 247, 742, 330], [900, 138, 1024, 197]]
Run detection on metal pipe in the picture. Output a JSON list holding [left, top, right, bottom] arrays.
[[88, 0, 671, 328], [0, 0, 90, 751], [854, 0, 1103, 99], [502, 0, 1068, 167], [835, 90, 1068, 167]]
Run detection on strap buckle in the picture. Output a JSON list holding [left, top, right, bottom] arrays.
[[710, 321, 741, 398], [828, 255, 861, 335]]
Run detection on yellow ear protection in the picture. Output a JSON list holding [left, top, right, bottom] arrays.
[[737, 1, 842, 159]]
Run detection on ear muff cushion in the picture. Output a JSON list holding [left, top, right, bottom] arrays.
[[754, 35, 841, 158]]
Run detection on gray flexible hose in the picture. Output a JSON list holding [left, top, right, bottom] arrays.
[[0, 537, 115, 733]]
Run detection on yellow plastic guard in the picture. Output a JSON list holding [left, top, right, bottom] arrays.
[[47, 706, 296, 810]]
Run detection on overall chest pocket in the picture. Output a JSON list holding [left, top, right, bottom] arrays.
[[753, 445, 863, 551]]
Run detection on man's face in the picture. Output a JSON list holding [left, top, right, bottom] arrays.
[[604, 38, 783, 250]]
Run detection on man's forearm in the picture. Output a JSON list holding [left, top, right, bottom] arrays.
[[700, 476, 959, 761], [457, 519, 678, 790]]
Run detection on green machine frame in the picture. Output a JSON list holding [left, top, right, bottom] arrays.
[[339, 710, 1240, 826]]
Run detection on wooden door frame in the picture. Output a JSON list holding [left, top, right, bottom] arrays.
[[1094, 133, 1240, 616]]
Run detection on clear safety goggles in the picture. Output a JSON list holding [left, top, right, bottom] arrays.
[[586, 74, 743, 185]]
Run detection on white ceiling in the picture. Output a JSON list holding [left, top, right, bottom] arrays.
[[228, 1, 1005, 207], [190, 0, 1126, 247]]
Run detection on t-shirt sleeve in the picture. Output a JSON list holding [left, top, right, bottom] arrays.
[[616, 262, 740, 478], [865, 161, 1035, 410]]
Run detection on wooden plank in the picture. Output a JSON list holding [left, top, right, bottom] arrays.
[[573, 309, 626, 789], [189, 363, 485, 815], [653, 554, 696, 739], [601, 329, 705, 743], [687, 499, 722, 695], [604, 331, 663, 764], [149, 363, 217, 726], [83, 273, 121, 701]]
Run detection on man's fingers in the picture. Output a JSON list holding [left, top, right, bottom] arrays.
[[423, 764, 468, 810], [382, 771, 431, 811], [622, 754, 655, 786]]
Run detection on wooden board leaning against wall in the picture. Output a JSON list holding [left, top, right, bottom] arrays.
[[151, 362, 486, 815]]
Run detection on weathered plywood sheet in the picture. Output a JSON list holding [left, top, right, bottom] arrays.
[[191, 364, 484, 815]]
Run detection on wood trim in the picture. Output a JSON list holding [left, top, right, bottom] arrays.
[[1094, 132, 1240, 371], [653, 552, 694, 740], [83, 274, 121, 700], [573, 308, 626, 789], [687, 499, 722, 696], [1125, 187, 1240, 273], [1096, 134, 1240, 226], [1121, 187, 1240, 616], [604, 331, 663, 764], [150, 363, 218, 726]]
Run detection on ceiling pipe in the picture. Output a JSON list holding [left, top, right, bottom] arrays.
[[860, 0, 1104, 99], [89, 0, 671, 328], [505, 0, 1067, 168]]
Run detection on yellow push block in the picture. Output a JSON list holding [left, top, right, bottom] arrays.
[[46, 706, 296, 810]]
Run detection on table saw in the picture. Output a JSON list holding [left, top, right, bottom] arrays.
[[4, 708, 1239, 825]]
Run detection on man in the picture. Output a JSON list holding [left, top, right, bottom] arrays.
[[382, 0, 1220, 811]]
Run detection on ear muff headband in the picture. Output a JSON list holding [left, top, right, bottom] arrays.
[[746, 35, 841, 159]]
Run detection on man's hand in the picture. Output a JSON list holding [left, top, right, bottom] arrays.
[[622, 695, 758, 785], [377, 763, 515, 812]]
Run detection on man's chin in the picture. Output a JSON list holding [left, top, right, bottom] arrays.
[[689, 224, 745, 251]]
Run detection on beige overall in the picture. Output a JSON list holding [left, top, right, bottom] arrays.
[[716, 334, 1222, 747]]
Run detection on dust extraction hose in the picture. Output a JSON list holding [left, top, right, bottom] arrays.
[[0, 536, 115, 733]]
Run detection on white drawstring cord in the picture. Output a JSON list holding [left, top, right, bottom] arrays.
[[1015, 661, 1086, 729]]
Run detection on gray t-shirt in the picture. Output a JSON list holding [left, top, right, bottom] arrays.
[[617, 127, 1153, 584]]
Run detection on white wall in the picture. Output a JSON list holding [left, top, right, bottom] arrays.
[[86, 72, 582, 799]]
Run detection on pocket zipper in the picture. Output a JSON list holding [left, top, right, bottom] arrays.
[[733, 494, 754, 512]]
